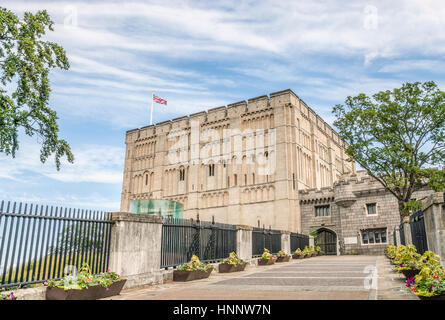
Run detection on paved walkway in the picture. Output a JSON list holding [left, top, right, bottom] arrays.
[[103, 255, 416, 300], [376, 255, 419, 300]]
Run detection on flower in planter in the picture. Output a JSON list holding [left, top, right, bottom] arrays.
[[45, 262, 125, 290], [393, 245, 422, 272], [385, 245, 397, 259], [260, 248, 276, 260], [221, 252, 247, 265], [1, 292, 17, 300], [303, 246, 315, 257], [177, 255, 214, 271], [406, 251, 445, 298], [406, 277, 415, 288], [277, 249, 290, 258], [293, 248, 304, 256]]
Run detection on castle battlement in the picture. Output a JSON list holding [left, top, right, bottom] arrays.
[[126, 89, 345, 148], [333, 171, 375, 186]]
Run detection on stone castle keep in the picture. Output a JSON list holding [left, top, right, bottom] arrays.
[[120, 89, 432, 255]]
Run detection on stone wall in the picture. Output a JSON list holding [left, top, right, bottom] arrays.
[[108, 212, 164, 289], [300, 171, 434, 255]]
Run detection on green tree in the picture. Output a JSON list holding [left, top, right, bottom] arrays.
[[49, 222, 105, 255], [0, 7, 73, 169], [333, 81, 445, 219]]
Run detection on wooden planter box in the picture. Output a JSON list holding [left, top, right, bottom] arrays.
[[401, 269, 420, 280], [276, 256, 290, 262], [173, 269, 213, 282], [292, 254, 304, 259], [218, 263, 247, 273], [257, 258, 276, 265], [46, 280, 126, 300]]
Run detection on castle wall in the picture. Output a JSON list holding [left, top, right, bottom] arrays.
[[120, 89, 353, 232], [300, 171, 434, 255]]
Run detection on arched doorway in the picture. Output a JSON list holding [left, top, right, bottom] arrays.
[[317, 228, 337, 255]]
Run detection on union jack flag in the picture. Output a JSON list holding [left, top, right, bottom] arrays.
[[153, 94, 167, 105]]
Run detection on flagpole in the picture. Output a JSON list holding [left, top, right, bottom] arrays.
[[150, 91, 154, 125]]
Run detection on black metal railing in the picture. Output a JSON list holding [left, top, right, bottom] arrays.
[[0, 200, 113, 289], [410, 209, 428, 254], [290, 232, 309, 252], [252, 227, 281, 256], [160, 216, 237, 268]]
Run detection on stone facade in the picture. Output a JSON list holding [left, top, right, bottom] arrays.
[[120, 88, 436, 255], [120, 89, 354, 232], [300, 170, 433, 255]]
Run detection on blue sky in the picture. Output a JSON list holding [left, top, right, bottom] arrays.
[[1, 0, 445, 211]]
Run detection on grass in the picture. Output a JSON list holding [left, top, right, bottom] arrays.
[[0, 251, 107, 289]]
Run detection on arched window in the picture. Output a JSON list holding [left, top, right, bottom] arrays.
[[145, 174, 149, 185], [234, 174, 237, 186], [179, 167, 185, 181], [208, 164, 215, 176], [252, 173, 255, 185]]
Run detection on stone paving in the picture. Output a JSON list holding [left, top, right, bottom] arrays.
[[376, 255, 419, 300], [104, 255, 420, 300]]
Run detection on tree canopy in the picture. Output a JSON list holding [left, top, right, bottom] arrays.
[[333, 81, 445, 217], [0, 7, 73, 169]]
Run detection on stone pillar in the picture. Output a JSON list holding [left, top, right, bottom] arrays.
[[309, 236, 315, 247], [281, 231, 291, 254], [402, 219, 413, 245], [108, 212, 163, 289], [422, 192, 445, 267], [394, 226, 401, 246], [236, 225, 252, 261]]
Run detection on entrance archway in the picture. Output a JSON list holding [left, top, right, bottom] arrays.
[[317, 228, 337, 255]]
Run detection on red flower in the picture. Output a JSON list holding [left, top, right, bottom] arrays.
[[411, 287, 417, 293], [434, 275, 440, 279]]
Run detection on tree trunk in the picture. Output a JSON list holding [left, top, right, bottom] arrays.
[[398, 200, 405, 223]]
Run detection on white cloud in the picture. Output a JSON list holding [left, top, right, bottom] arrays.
[[0, 141, 124, 184], [0, 193, 121, 211], [378, 59, 445, 73]]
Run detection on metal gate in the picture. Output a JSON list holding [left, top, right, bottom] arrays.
[[317, 228, 337, 255], [252, 227, 281, 256], [410, 210, 428, 254], [160, 216, 237, 268], [290, 233, 309, 252]]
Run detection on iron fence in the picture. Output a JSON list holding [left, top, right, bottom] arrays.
[[290, 232, 309, 252], [160, 216, 237, 268], [410, 209, 428, 254], [252, 227, 281, 256], [0, 200, 113, 289]]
